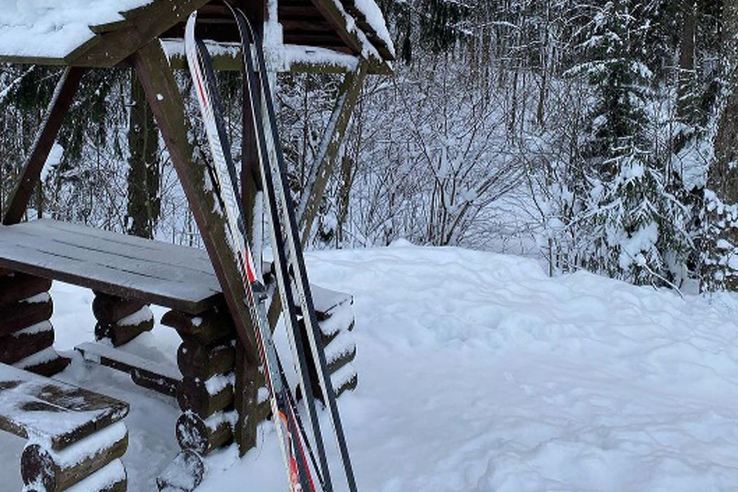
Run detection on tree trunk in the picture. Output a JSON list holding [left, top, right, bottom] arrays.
[[676, 0, 697, 122], [127, 73, 160, 239], [704, 0, 738, 290]]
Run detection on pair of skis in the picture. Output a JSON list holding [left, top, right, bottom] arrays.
[[185, 5, 357, 492]]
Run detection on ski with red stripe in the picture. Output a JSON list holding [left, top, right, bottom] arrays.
[[185, 12, 316, 492]]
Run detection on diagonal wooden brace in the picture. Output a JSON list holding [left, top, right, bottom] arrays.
[[297, 60, 368, 246], [3, 67, 86, 225]]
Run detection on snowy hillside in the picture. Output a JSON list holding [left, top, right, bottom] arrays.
[[3, 243, 738, 491]]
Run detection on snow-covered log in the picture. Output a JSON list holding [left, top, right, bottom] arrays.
[[0, 273, 51, 306], [0, 321, 54, 364], [0, 364, 129, 490], [92, 293, 147, 324], [21, 422, 128, 492], [93, 293, 154, 347], [156, 450, 205, 492], [0, 292, 53, 336], [178, 339, 235, 380], [178, 374, 235, 419], [0, 272, 68, 377], [162, 308, 234, 345], [176, 411, 234, 456]]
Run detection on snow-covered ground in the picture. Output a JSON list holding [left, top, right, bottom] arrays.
[[3, 242, 738, 491]]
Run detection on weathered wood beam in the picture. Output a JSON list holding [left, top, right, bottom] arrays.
[[131, 41, 258, 365], [298, 61, 368, 245], [3, 67, 85, 225], [66, 0, 212, 68], [166, 49, 380, 74], [132, 41, 262, 453], [309, 0, 376, 59]]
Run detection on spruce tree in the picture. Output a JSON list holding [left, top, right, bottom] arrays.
[[568, 0, 690, 285]]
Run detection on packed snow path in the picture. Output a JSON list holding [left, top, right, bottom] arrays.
[[2, 242, 738, 490]]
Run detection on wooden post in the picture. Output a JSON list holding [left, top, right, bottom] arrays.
[[132, 40, 262, 455], [131, 41, 259, 365], [3, 67, 85, 225], [297, 61, 368, 246]]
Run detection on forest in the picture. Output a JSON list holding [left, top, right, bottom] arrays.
[[0, 0, 735, 293]]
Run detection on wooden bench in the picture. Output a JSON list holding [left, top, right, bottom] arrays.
[[0, 219, 359, 490], [0, 363, 129, 491]]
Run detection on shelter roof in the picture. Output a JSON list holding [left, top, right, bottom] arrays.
[[0, 0, 394, 70]]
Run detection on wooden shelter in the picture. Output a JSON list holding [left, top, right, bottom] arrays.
[[0, 0, 393, 490]]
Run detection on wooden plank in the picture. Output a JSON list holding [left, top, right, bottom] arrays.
[[0, 363, 129, 450], [3, 67, 85, 225], [284, 33, 348, 46], [76, 342, 181, 397], [0, 219, 222, 314], [280, 19, 333, 31]]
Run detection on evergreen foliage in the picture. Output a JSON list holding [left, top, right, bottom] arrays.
[[560, 1, 691, 285]]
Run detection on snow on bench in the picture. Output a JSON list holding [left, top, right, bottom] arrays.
[[76, 342, 182, 397], [0, 220, 356, 318], [0, 362, 129, 491]]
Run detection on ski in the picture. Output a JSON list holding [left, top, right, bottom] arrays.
[[228, 7, 359, 492], [185, 12, 317, 492]]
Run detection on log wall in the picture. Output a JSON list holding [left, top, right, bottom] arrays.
[[0, 272, 69, 376], [93, 292, 154, 347]]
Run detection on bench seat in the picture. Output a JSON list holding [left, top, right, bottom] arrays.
[[0, 363, 128, 450], [0, 363, 130, 491]]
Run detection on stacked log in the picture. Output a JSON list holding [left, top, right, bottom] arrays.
[[93, 292, 154, 347], [0, 272, 69, 376], [21, 421, 129, 492], [301, 293, 358, 400], [163, 307, 248, 459]]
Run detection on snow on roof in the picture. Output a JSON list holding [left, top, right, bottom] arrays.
[[0, 0, 153, 60], [0, 0, 394, 66], [352, 0, 394, 57], [162, 38, 362, 73]]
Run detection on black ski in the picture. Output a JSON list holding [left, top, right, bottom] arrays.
[[185, 12, 317, 492], [229, 6, 359, 492]]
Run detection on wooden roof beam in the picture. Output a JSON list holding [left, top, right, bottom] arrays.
[[66, 0, 212, 68]]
